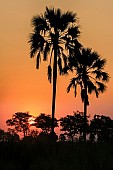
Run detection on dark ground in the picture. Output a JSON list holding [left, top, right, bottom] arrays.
[[0, 141, 113, 170]]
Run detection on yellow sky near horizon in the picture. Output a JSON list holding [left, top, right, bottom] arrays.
[[0, 0, 113, 130]]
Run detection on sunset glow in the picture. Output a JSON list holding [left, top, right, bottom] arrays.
[[0, 0, 113, 132]]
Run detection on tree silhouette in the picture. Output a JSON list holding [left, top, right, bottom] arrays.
[[90, 115, 113, 143], [6, 112, 32, 137], [34, 113, 58, 134], [59, 133, 66, 142], [5, 130, 20, 143], [67, 48, 109, 142], [0, 128, 20, 142], [60, 111, 87, 142], [29, 6, 80, 135], [0, 129, 5, 142], [60, 115, 77, 142], [28, 129, 39, 138], [22, 130, 39, 143]]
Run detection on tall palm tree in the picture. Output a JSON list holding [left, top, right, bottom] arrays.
[[67, 48, 109, 142], [28, 7, 80, 135]]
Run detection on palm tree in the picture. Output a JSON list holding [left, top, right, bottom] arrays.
[[67, 48, 109, 142], [28, 7, 80, 135]]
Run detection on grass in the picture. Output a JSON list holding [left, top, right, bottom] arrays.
[[0, 141, 113, 170]]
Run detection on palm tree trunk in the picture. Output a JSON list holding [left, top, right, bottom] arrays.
[[51, 43, 57, 136], [83, 84, 87, 142], [83, 98, 87, 142]]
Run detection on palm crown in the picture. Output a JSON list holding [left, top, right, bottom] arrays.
[[67, 48, 109, 104], [29, 6, 80, 82]]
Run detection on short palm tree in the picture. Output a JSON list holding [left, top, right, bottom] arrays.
[[67, 48, 109, 142], [28, 7, 80, 135]]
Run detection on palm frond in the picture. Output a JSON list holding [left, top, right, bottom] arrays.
[[43, 42, 50, 61], [45, 6, 78, 33], [95, 90, 99, 98], [84, 50, 99, 68], [93, 58, 106, 69], [29, 33, 45, 57], [87, 80, 99, 97], [36, 52, 40, 69], [101, 72, 110, 82], [58, 57, 62, 75], [87, 81, 96, 93], [92, 70, 103, 80], [28, 33, 38, 57], [62, 53, 67, 67], [67, 78, 78, 97], [58, 10, 77, 31], [68, 26, 80, 39], [63, 11, 77, 23], [45, 7, 57, 30], [96, 81, 107, 93], [47, 65, 52, 83], [68, 54, 78, 69], [90, 51, 99, 62], [72, 39, 82, 51], [74, 84, 77, 97], [67, 78, 75, 93], [79, 48, 92, 66], [92, 70, 109, 82], [32, 15, 49, 34]]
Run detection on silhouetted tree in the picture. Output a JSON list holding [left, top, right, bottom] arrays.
[[0, 128, 20, 142], [37, 131, 58, 143], [22, 129, 39, 143], [59, 133, 66, 142], [34, 113, 58, 134], [5, 130, 20, 143], [90, 115, 113, 143], [29, 6, 81, 135], [60, 111, 87, 142], [29, 129, 39, 138], [6, 112, 32, 137], [74, 111, 89, 141], [0, 129, 5, 142], [67, 48, 109, 142]]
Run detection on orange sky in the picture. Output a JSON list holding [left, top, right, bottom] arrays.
[[0, 0, 113, 130]]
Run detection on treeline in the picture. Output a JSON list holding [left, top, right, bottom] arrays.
[[1, 112, 113, 170], [1, 111, 113, 143]]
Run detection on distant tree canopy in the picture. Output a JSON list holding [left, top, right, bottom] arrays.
[[90, 115, 113, 143], [0, 129, 5, 142], [0, 128, 20, 142], [60, 111, 89, 142], [3, 111, 113, 143], [34, 113, 58, 134], [6, 112, 32, 137]]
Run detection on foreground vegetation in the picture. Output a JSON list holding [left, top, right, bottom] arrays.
[[1, 111, 113, 170], [0, 140, 113, 170]]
